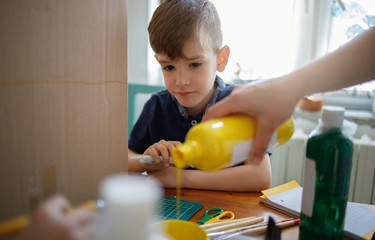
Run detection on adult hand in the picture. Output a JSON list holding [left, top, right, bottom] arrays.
[[17, 195, 95, 240], [204, 76, 300, 164], [205, 27, 375, 164]]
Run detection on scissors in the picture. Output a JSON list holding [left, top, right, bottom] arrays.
[[197, 208, 235, 225]]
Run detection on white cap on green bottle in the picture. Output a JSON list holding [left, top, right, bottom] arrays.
[[321, 106, 345, 129]]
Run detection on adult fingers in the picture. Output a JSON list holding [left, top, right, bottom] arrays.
[[249, 122, 276, 165], [203, 94, 239, 121]]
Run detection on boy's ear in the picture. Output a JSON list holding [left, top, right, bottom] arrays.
[[216, 46, 230, 72]]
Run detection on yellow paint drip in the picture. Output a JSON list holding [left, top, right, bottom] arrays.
[[176, 168, 182, 220]]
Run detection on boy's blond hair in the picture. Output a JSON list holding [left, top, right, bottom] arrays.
[[148, 0, 222, 60]]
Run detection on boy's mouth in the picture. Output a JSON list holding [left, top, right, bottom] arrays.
[[177, 91, 193, 97]]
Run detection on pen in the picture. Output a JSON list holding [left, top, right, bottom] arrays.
[[208, 218, 300, 240], [0, 200, 104, 237], [241, 218, 300, 236]]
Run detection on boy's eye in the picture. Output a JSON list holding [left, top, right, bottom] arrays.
[[163, 65, 174, 71], [190, 63, 202, 68]]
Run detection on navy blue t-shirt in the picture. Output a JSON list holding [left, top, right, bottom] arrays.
[[129, 76, 234, 154]]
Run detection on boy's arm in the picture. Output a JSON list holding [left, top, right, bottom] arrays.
[[148, 154, 271, 192], [128, 149, 146, 173]]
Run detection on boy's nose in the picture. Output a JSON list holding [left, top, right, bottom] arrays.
[[175, 70, 190, 86]]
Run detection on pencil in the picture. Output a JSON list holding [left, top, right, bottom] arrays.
[[0, 200, 103, 237], [204, 217, 264, 233], [201, 216, 256, 229]]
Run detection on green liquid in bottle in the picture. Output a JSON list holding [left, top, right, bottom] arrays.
[[300, 127, 353, 240]]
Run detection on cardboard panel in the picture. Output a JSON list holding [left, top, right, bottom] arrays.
[[0, 0, 128, 219]]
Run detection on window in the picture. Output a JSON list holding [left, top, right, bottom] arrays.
[[211, 0, 297, 82], [211, 0, 375, 112], [212, 0, 375, 86], [328, 0, 375, 91], [146, 0, 375, 94]]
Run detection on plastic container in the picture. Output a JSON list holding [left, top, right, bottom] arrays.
[[300, 106, 353, 240], [95, 174, 169, 240], [172, 115, 294, 171], [159, 220, 207, 240]]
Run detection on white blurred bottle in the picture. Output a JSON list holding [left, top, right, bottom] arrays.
[[95, 174, 169, 240]]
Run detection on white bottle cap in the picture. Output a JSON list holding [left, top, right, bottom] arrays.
[[100, 174, 161, 205], [321, 105, 345, 129]]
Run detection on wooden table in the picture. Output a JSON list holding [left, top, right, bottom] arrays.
[[163, 188, 299, 240], [164, 188, 355, 240]]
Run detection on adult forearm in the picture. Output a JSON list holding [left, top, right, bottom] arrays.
[[290, 26, 375, 98]]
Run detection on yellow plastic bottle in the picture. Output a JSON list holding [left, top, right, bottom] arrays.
[[172, 115, 294, 171]]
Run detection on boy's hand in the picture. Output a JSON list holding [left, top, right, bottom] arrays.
[[147, 166, 178, 188], [144, 140, 181, 167]]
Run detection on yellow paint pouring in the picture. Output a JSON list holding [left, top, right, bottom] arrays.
[[176, 168, 181, 220]]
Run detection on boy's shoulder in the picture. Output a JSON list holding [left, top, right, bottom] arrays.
[[144, 89, 174, 108], [216, 75, 235, 88], [223, 82, 235, 90], [150, 88, 171, 101], [153, 88, 169, 96], [216, 76, 235, 97]]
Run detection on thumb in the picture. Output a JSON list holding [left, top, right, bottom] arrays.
[[203, 96, 238, 121]]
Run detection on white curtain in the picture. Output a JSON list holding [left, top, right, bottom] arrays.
[[293, 0, 334, 69]]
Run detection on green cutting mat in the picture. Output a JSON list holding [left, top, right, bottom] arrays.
[[157, 196, 203, 221]]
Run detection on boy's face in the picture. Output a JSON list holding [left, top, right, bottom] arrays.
[[156, 37, 220, 116]]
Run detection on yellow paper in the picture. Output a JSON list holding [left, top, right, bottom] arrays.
[[363, 229, 375, 240], [261, 180, 300, 198]]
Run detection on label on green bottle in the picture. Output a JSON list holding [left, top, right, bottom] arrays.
[[301, 158, 316, 217]]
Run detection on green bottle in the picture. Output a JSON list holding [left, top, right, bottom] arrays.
[[300, 106, 353, 240]]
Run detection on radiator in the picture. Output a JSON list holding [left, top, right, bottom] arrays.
[[270, 120, 375, 205]]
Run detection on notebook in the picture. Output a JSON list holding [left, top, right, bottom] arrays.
[[157, 196, 204, 221], [260, 181, 375, 240]]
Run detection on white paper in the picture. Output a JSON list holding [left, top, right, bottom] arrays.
[[344, 202, 375, 239], [268, 186, 302, 216]]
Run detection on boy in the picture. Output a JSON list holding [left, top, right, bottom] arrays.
[[128, 0, 271, 191]]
